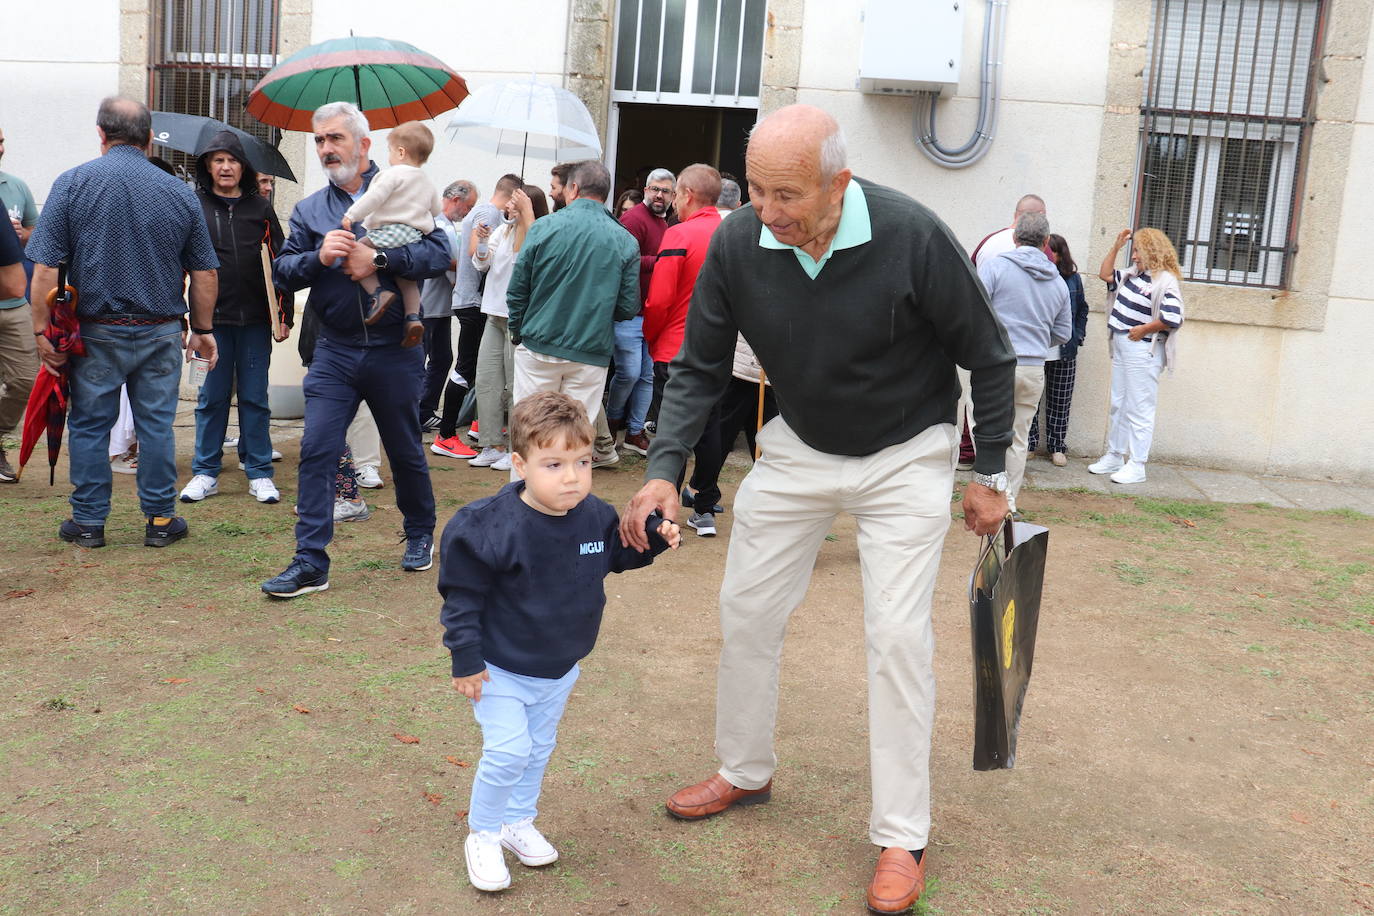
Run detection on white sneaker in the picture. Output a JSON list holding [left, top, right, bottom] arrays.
[[333, 498, 371, 522], [491, 452, 512, 472], [248, 478, 280, 504], [1110, 460, 1147, 484], [356, 465, 383, 489], [178, 474, 219, 502], [465, 830, 511, 891], [271, 449, 283, 462], [500, 817, 559, 867], [223, 436, 239, 449], [591, 450, 619, 469], [468, 447, 504, 468], [1087, 453, 1125, 475]]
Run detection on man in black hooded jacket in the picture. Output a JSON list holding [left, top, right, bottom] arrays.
[[177, 130, 294, 507]]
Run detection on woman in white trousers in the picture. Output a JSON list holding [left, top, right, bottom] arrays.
[[1090, 227, 1185, 485]]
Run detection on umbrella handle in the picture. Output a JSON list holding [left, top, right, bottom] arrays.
[[45, 285, 78, 308]]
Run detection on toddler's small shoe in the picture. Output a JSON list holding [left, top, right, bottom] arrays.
[[362, 288, 397, 325], [500, 817, 559, 866], [465, 830, 511, 892], [401, 314, 425, 348]]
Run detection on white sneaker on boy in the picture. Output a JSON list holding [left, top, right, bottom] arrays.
[[500, 817, 559, 866], [464, 830, 511, 891]]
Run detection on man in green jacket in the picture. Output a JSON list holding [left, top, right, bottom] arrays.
[[507, 160, 639, 429]]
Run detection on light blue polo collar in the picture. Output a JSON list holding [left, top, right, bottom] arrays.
[[758, 179, 871, 279]]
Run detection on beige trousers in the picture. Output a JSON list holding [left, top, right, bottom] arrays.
[[512, 345, 608, 429], [715, 418, 958, 849], [1004, 365, 1046, 512], [0, 303, 38, 434], [347, 400, 382, 469]]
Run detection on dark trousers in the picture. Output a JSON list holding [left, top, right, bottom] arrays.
[[680, 400, 724, 514], [1029, 356, 1078, 454], [295, 339, 435, 572], [420, 315, 453, 416], [648, 360, 669, 424], [716, 375, 777, 462], [453, 307, 484, 390]]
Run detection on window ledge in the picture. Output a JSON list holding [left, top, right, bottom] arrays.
[[1091, 280, 1326, 331]]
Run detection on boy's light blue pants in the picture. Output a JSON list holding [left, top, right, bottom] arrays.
[[467, 662, 579, 833]]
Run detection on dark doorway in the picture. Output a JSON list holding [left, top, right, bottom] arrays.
[[613, 103, 755, 204]]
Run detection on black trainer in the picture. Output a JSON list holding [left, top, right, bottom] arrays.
[[420, 412, 443, 432], [261, 559, 329, 598], [59, 519, 106, 548], [144, 515, 188, 547], [401, 533, 434, 571], [680, 486, 725, 514]]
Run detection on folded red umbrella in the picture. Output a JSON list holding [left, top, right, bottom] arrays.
[[17, 268, 84, 484]]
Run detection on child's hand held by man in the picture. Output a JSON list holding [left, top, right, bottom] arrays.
[[453, 669, 490, 701]]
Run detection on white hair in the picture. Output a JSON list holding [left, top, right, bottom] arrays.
[[311, 101, 370, 141], [819, 125, 848, 180], [747, 109, 849, 180], [646, 168, 675, 186]]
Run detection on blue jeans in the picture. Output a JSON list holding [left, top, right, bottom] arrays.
[[67, 320, 183, 525], [295, 337, 434, 572], [467, 662, 579, 833], [606, 316, 653, 433], [192, 323, 274, 480]]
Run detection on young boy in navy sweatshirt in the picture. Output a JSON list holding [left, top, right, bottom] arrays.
[[438, 390, 680, 892]]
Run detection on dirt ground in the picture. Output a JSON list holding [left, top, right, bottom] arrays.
[[1, 434, 1371, 916]]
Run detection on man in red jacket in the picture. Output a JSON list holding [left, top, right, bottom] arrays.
[[642, 164, 723, 536], [613, 168, 675, 455]]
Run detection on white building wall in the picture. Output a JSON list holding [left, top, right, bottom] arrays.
[[0, 0, 122, 203], [794, 0, 1372, 483]]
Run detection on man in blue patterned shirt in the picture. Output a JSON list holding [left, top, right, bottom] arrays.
[[28, 97, 219, 550]]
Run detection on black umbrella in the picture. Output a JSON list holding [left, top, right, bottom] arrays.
[[150, 112, 297, 181]]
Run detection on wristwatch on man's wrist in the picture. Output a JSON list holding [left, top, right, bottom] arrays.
[[372, 250, 389, 270], [971, 470, 1008, 492]]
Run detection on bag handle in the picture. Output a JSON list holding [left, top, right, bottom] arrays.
[[976, 512, 1017, 568]]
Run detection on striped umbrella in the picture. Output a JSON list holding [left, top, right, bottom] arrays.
[[247, 36, 468, 132]]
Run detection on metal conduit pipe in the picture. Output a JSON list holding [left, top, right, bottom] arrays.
[[914, 0, 1009, 169]]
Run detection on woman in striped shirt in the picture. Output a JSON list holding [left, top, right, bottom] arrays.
[[1089, 227, 1184, 484]]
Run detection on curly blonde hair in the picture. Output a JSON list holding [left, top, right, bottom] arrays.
[[1132, 228, 1181, 278]]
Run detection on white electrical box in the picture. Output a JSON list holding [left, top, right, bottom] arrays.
[[859, 0, 965, 95]]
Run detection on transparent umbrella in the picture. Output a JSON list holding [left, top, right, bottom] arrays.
[[446, 77, 602, 176]]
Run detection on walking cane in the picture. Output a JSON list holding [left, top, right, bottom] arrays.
[[754, 368, 767, 460]]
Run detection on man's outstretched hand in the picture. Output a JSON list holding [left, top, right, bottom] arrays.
[[621, 478, 679, 552]]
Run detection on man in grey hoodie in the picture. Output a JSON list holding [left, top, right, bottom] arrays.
[[977, 211, 1071, 513]]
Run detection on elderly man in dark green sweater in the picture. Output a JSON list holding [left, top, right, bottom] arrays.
[[621, 104, 1016, 914]]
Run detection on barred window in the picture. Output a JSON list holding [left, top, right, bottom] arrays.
[[148, 0, 281, 174], [1138, 0, 1324, 288]]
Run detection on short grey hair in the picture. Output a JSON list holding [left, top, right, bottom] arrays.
[[568, 160, 611, 202], [444, 180, 476, 201], [1012, 212, 1050, 249], [1014, 194, 1046, 217], [646, 168, 675, 187], [717, 178, 742, 209], [311, 101, 370, 142]]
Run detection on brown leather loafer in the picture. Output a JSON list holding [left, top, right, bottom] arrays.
[[665, 773, 771, 820], [866, 847, 926, 914]]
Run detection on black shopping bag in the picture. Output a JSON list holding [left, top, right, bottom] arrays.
[[969, 516, 1049, 770]]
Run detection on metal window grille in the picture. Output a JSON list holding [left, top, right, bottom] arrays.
[[612, 0, 767, 107], [148, 0, 281, 177], [1137, 0, 1326, 288]]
